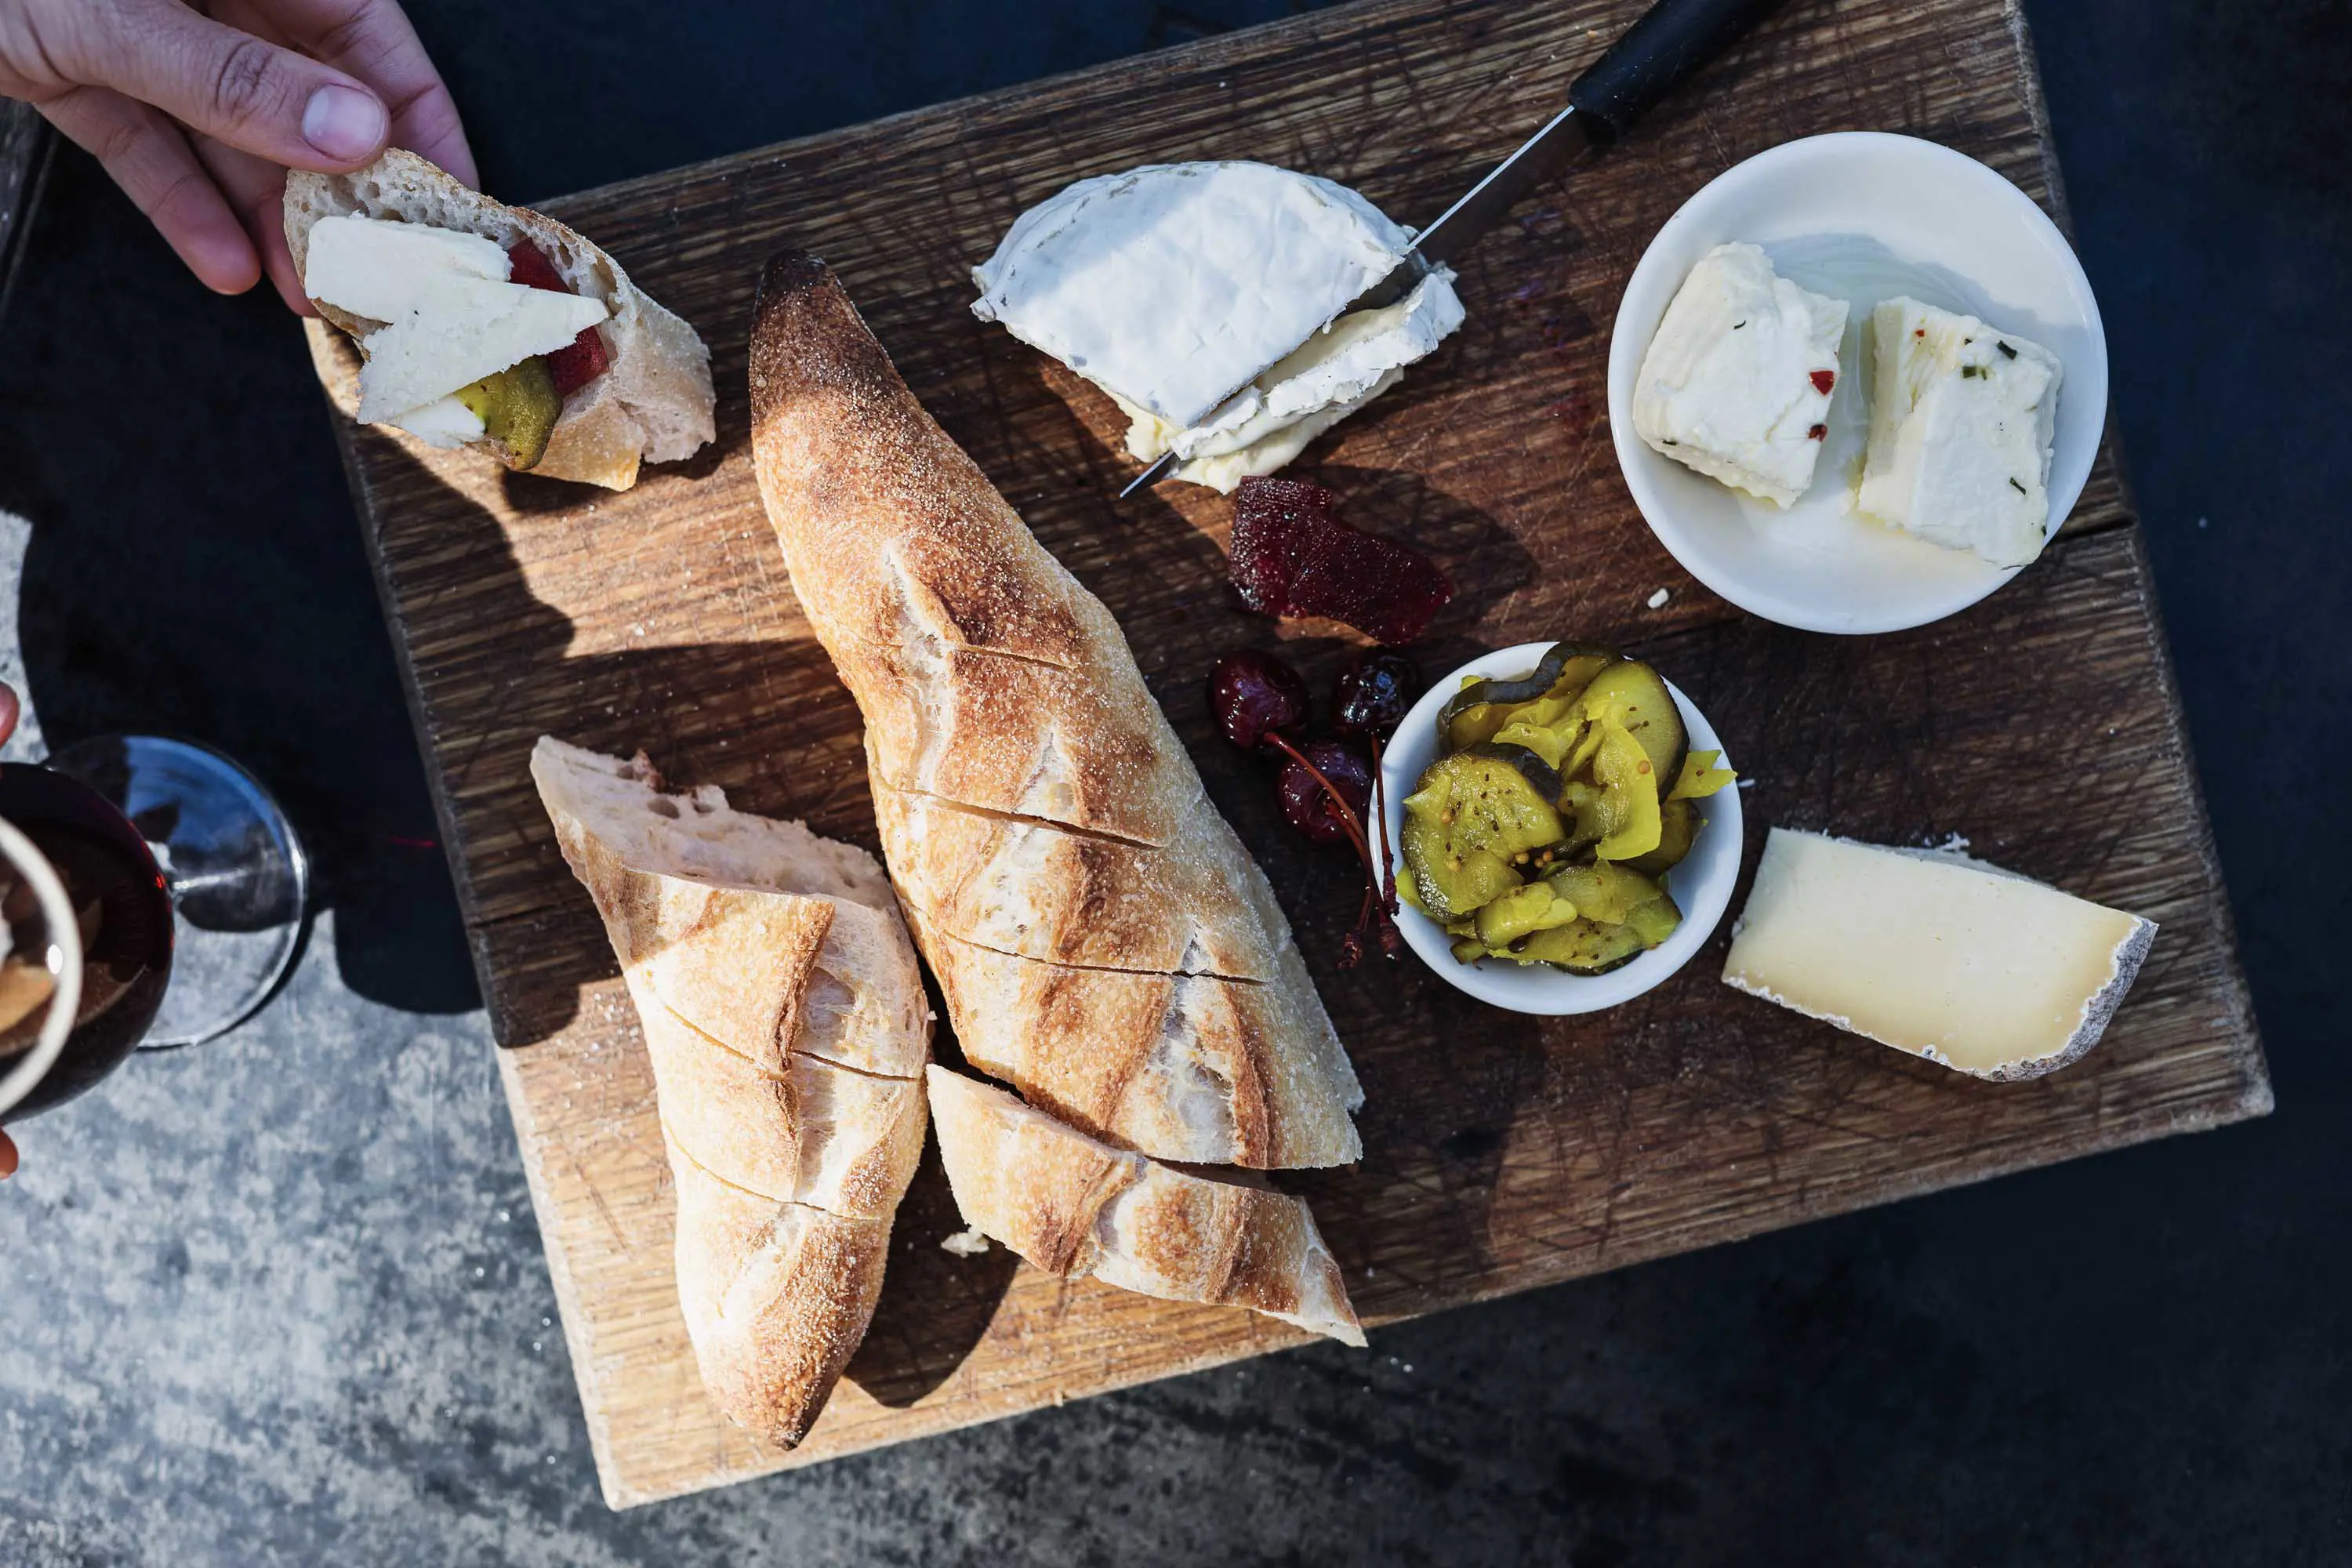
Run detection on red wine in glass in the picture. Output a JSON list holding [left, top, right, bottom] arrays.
[[0, 736, 307, 1123], [0, 764, 174, 1117]]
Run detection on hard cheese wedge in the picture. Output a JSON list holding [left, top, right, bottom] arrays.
[[1722, 828, 2155, 1080]]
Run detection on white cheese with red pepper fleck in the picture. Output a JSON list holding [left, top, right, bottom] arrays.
[[1722, 828, 2154, 1080], [1632, 243, 1847, 507], [1857, 298, 2063, 568]]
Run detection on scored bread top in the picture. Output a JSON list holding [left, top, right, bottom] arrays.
[[927, 1066, 1363, 1346], [532, 735, 931, 1448], [750, 252, 1361, 1171], [285, 149, 714, 488]]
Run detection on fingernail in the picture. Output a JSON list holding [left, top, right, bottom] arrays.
[[302, 85, 387, 162]]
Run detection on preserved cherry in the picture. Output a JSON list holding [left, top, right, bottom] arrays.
[[1276, 740, 1372, 847], [1208, 649, 1309, 752], [1333, 650, 1424, 740], [1229, 477, 1452, 644]]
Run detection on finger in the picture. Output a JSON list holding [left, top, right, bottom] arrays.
[[191, 135, 313, 312], [38, 89, 262, 294], [0, 1129, 17, 1180], [0, 683, 18, 747], [230, 0, 475, 184], [56, 0, 391, 172]]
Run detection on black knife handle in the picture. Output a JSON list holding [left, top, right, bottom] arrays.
[[1567, 0, 1788, 143]]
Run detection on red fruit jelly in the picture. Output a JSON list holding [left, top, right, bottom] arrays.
[[1228, 477, 1452, 645]]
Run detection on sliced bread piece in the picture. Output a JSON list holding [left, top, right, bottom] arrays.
[[286, 150, 713, 489], [532, 736, 929, 1446], [927, 1066, 1363, 1346]]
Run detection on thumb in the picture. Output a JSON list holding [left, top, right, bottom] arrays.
[[60, 0, 390, 170]]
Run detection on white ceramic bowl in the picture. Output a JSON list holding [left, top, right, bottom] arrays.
[[1378, 644, 1742, 1015], [1606, 132, 2108, 634]]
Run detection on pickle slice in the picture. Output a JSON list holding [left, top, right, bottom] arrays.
[[1400, 750, 1564, 918], [1667, 749, 1737, 801], [1514, 918, 1647, 975], [1578, 660, 1687, 793], [1588, 719, 1664, 862], [452, 355, 561, 470], [1438, 644, 1617, 753], [1623, 797, 1700, 877]]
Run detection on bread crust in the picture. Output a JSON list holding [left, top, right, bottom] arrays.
[[532, 737, 929, 1446], [284, 149, 714, 489], [749, 252, 1360, 1171], [927, 1068, 1362, 1345]]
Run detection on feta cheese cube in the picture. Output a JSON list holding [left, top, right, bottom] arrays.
[[1857, 298, 2063, 568], [1632, 243, 1847, 507]]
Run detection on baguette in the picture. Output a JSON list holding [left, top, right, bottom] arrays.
[[531, 738, 928, 1446], [286, 150, 714, 490], [927, 1067, 1363, 1346], [750, 251, 1361, 1170]]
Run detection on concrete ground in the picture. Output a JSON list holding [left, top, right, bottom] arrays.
[[1, 1, 2345, 1562]]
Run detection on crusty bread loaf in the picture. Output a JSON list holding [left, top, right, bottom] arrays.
[[927, 1067, 1363, 1345], [531, 737, 929, 1446], [749, 251, 1361, 1170], [285, 150, 714, 490]]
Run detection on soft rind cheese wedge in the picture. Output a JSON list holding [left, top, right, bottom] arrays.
[[971, 161, 1465, 483], [1112, 267, 1467, 492], [1632, 242, 1847, 507], [1857, 298, 2062, 568], [1722, 828, 2154, 1080]]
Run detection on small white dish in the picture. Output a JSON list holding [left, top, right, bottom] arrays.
[[1378, 643, 1742, 1015], [1606, 132, 2108, 635]]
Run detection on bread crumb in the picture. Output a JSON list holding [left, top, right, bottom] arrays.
[[940, 1226, 992, 1258], [1646, 588, 1671, 609]]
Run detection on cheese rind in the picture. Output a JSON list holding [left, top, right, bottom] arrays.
[[1632, 242, 1847, 507], [1857, 298, 2062, 567], [1722, 828, 2154, 1080]]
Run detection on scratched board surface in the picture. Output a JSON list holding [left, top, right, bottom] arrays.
[[309, 0, 2269, 1508]]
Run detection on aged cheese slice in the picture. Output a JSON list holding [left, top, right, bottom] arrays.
[[1722, 828, 2154, 1080]]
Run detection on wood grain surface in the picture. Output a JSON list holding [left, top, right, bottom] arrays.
[[307, 0, 2270, 1508]]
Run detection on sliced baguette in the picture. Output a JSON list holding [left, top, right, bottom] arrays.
[[927, 1067, 1363, 1346], [750, 251, 1361, 1171], [285, 150, 714, 490], [531, 736, 929, 1446]]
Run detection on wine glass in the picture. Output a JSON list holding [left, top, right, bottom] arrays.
[[0, 739, 308, 1125]]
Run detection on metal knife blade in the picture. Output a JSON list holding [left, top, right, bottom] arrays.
[[1117, 0, 1785, 499]]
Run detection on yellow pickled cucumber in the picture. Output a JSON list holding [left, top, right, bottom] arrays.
[[1400, 752, 1564, 917], [1588, 720, 1664, 862], [1474, 883, 1581, 947], [1667, 749, 1737, 800], [453, 356, 561, 470]]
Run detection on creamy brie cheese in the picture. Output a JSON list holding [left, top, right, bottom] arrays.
[[1722, 828, 2154, 1080], [971, 161, 1465, 485], [1113, 268, 1466, 492], [1632, 243, 1846, 507], [304, 216, 609, 431], [1856, 299, 2062, 568]]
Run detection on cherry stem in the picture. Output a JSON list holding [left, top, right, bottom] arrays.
[[1264, 733, 1377, 874]]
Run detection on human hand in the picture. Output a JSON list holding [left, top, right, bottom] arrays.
[[1, 0, 474, 311]]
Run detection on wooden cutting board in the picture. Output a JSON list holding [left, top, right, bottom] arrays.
[[310, 0, 2270, 1508]]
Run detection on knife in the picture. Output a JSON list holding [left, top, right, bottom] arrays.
[[1120, 0, 1788, 499]]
